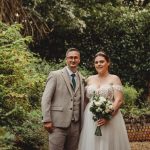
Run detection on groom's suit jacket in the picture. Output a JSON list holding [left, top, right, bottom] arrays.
[[41, 66, 85, 128]]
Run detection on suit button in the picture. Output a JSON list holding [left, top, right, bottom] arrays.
[[70, 108, 72, 110], [71, 99, 73, 101]]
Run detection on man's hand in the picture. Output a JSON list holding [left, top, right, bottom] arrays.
[[43, 122, 54, 133]]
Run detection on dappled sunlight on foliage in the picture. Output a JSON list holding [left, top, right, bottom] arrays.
[[0, 21, 91, 149], [0, 22, 48, 149], [121, 84, 150, 121], [0, 0, 150, 148]]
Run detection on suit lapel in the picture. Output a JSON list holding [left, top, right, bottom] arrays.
[[78, 73, 84, 100], [77, 72, 85, 127], [61, 67, 73, 96], [61, 67, 85, 97]]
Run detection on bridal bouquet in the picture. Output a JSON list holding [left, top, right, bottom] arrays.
[[90, 92, 114, 136]]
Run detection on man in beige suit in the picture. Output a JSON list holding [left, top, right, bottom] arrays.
[[41, 48, 85, 150]]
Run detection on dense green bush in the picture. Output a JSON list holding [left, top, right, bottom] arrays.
[[32, 4, 150, 102], [0, 21, 91, 149], [0, 22, 43, 125], [71, 5, 150, 94], [121, 84, 150, 120], [13, 110, 48, 150], [0, 22, 47, 149], [0, 127, 16, 150], [0, 21, 90, 149]]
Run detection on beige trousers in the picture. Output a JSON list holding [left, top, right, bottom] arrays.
[[49, 121, 80, 150]]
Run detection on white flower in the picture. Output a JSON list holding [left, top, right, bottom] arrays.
[[105, 108, 110, 113], [94, 101, 101, 106], [99, 96, 106, 102], [109, 105, 114, 110], [102, 111, 105, 114]]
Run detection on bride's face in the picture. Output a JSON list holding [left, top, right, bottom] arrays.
[[94, 56, 110, 74]]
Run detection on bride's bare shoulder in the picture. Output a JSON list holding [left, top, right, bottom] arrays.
[[109, 74, 122, 84]]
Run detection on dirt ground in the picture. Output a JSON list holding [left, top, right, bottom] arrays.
[[130, 142, 150, 150]]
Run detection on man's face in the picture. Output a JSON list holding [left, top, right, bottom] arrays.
[[66, 51, 80, 70]]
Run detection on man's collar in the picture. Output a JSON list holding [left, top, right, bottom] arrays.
[[66, 66, 77, 76]]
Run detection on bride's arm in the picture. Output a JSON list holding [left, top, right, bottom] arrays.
[[97, 75, 123, 126], [84, 77, 90, 109], [111, 75, 124, 116]]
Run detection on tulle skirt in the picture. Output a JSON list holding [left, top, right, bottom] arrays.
[[78, 102, 131, 150]]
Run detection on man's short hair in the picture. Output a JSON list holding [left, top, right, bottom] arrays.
[[66, 48, 80, 57]]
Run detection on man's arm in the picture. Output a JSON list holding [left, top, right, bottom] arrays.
[[41, 72, 57, 127]]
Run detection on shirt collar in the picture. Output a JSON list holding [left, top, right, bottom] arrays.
[[66, 66, 77, 76]]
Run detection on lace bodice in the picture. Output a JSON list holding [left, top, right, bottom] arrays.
[[86, 84, 123, 102]]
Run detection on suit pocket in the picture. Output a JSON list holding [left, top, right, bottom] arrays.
[[51, 106, 63, 111]]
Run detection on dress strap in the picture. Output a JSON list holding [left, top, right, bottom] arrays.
[[112, 85, 123, 91]]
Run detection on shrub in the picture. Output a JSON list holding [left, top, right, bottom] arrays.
[[13, 110, 48, 150], [121, 84, 150, 121], [0, 22, 47, 149]]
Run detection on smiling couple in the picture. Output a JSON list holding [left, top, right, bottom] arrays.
[[41, 48, 131, 150]]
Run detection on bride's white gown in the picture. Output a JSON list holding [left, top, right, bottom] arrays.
[[78, 84, 131, 150]]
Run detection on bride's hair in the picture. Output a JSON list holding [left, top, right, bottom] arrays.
[[94, 51, 110, 62]]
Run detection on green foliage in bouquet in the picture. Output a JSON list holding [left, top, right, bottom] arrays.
[[90, 92, 114, 136], [90, 93, 114, 121]]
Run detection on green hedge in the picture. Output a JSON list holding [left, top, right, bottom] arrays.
[[0, 22, 47, 149], [0, 21, 149, 149], [35, 4, 150, 102], [67, 5, 150, 98], [122, 84, 150, 120]]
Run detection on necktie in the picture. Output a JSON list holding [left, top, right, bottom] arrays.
[[71, 74, 76, 90]]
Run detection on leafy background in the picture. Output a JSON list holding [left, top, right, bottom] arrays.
[[0, 0, 150, 149]]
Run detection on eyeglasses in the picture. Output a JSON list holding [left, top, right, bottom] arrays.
[[67, 56, 79, 60]]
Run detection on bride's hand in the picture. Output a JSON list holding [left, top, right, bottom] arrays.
[[97, 118, 108, 126]]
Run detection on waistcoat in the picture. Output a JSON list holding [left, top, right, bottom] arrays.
[[71, 75, 81, 122]]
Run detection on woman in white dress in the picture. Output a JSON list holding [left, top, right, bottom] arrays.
[[78, 51, 130, 150]]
